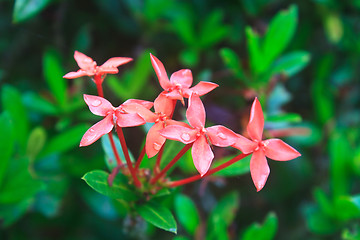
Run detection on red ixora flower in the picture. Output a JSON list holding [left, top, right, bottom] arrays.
[[233, 98, 301, 192], [150, 53, 218, 104], [159, 93, 238, 176], [80, 94, 152, 147], [63, 51, 132, 84], [122, 92, 184, 158]]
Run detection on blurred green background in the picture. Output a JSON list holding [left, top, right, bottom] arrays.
[[1, 0, 360, 239]]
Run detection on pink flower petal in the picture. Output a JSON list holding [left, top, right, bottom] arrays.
[[192, 135, 214, 176], [263, 138, 301, 161], [154, 93, 175, 117], [123, 99, 153, 109], [101, 57, 133, 68], [98, 67, 118, 74], [83, 94, 114, 116], [247, 97, 264, 142], [115, 112, 146, 127], [206, 125, 238, 147], [186, 94, 206, 128], [250, 150, 270, 192], [163, 90, 183, 101], [145, 122, 166, 158], [165, 119, 191, 128], [74, 51, 96, 72], [80, 114, 114, 147], [63, 70, 88, 79], [159, 125, 197, 144], [150, 54, 172, 90], [121, 103, 157, 122], [184, 81, 219, 98], [170, 69, 193, 88], [232, 134, 258, 154]]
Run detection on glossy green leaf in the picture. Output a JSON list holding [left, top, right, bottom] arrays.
[[101, 134, 135, 170], [0, 112, 14, 186], [241, 212, 278, 240], [23, 92, 58, 115], [43, 48, 67, 109], [263, 5, 298, 67], [213, 155, 251, 177], [2, 85, 29, 149], [40, 124, 89, 157], [174, 194, 200, 235], [13, 0, 52, 23], [82, 170, 138, 201], [271, 51, 311, 77], [324, 12, 343, 44], [26, 127, 47, 161], [137, 201, 177, 234], [173, 237, 191, 240]]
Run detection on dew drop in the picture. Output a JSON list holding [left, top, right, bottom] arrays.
[[181, 133, 191, 141], [217, 132, 227, 140], [91, 99, 102, 107], [86, 132, 96, 142], [153, 143, 161, 151], [89, 128, 95, 132]]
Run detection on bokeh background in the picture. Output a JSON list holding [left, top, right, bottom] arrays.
[[1, 0, 360, 239]]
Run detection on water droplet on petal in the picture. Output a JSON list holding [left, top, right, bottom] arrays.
[[217, 132, 227, 140], [89, 128, 95, 132], [181, 133, 191, 141], [86, 132, 96, 142], [91, 99, 102, 107], [153, 143, 161, 151]]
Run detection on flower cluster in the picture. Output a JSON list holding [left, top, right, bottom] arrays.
[[65, 51, 301, 192]]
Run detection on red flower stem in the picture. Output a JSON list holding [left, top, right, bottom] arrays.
[[150, 143, 192, 185], [94, 78, 123, 167], [108, 132, 123, 166], [168, 153, 250, 188], [115, 126, 142, 188], [155, 142, 166, 174], [134, 144, 146, 172]]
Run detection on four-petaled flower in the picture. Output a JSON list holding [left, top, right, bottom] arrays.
[[150, 53, 218, 104], [160, 93, 238, 176], [63, 51, 132, 84], [232, 98, 301, 192], [80, 94, 152, 147]]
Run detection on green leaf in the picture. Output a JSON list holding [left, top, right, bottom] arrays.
[[174, 194, 200, 235], [0, 112, 15, 186], [241, 212, 278, 240], [173, 237, 191, 240], [266, 113, 302, 123], [172, 14, 196, 46], [40, 124, 89, 157], [23, 92, 59, 115], [220, 48, 246, 81], [271, 51, 311, 77], [82, 170, 138, 201], [207, 192, 240, 239], [101, 134, 135, 170], [13, 0, 52, 23], [213, 155, 251, 177], [199, 10, 229, 48], [137, 201, 177, 234], [0, 168, 44, 204], [2, 85, 29, 149], [304, 205, 338, 234], [0, 198, 33, 227], [324, 12, 343, 44], [107, 50, 152, 101], [263, 5, 298, 67], [43, 48, 67, 109], [334, 195, 360, 220], [26, 127, 47, 161], [246, 27, 264, 75]]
